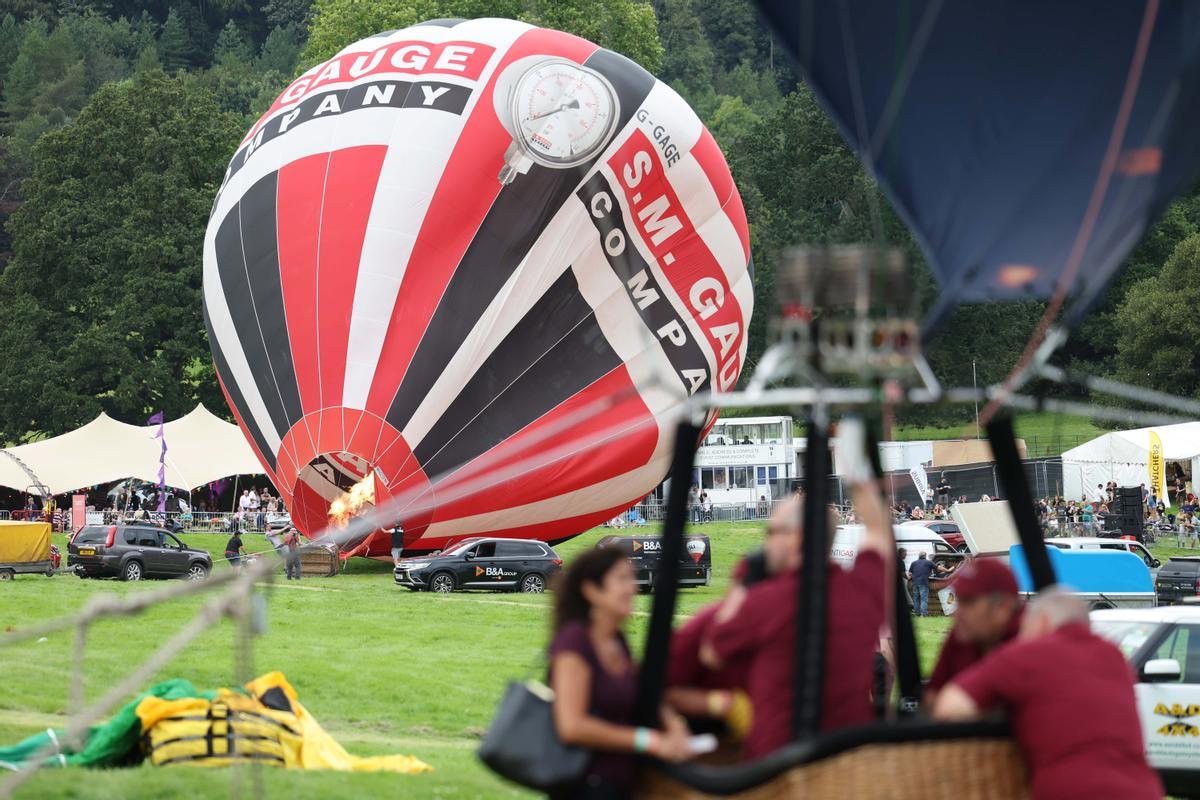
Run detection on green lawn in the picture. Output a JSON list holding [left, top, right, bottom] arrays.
[[2, 523, 1175, 798], [893, 411, 1105, 457], [0, 522, 768, 798]]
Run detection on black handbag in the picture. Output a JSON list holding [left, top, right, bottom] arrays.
[[478, 679, 588, 791]]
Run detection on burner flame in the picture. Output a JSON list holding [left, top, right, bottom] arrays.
[[328, 473, 375, 529]]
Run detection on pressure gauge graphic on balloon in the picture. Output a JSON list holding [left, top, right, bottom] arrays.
[[495, 57, 620, 184]]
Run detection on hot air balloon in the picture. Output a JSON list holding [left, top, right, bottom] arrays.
[[202, 18, 753, 556]]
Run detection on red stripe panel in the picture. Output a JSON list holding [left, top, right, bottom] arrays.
[[276, 152, 327, 414], [363, 28, 599, 418], [429, 366, 658, 521], [690, 128, 750, 261], [315, 146, 388, 408], [608, 129, 749, 392]]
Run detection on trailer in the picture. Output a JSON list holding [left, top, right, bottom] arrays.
[[0, 520, 55, 580]]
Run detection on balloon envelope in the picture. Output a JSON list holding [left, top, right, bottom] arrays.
[[203, 19, 752, 554], [755, 0, 1200, 329]]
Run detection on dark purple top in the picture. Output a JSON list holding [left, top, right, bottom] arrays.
[[548, 621, 639, 788]]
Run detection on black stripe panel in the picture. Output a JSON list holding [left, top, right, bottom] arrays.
[[203, 304, 278, 472], [577, 171, 711, 395], [414, 268, 622, 480], [384, 48, 657, 434], [213, 172, 303, 442]]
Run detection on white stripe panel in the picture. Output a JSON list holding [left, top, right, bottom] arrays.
[[342, 20, 531, 409]]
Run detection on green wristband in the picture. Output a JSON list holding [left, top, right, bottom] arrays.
[[633, 726, 652, 754]]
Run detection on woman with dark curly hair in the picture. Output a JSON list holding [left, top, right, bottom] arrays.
[[548, 546, 691, 799]]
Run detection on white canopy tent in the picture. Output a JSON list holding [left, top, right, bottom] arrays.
[[0, 405, 263, 496], [1061, 422, 1200, 501]]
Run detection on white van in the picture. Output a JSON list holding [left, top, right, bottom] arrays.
[[1092, 606, 1200, 796], [831, 523, 957, 572], [1045, 537, 1161, 571]]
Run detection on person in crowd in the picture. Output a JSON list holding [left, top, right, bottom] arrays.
[[936, 474, 951, 507], [284, 526, 301, 580], [910, 504, 925, 520], [756, 495, 770, 518], [391, 521, 405, 566], [925, 559, 1022, 703], [239, 489, 252, 514], [687, 484, 701, 524], [549, 546, 692, 799], [697, 480, 892, 760], [225, 528, 244, 572], [933, 588, 1163, 800], [897, 547, 911, 607], [907, 551, 939, 616]]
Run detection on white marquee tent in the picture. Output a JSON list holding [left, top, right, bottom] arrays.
[[1061, 421, 1200, 500], [0, 405, 262, 496]]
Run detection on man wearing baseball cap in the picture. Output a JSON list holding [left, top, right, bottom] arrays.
[[925, 557, 1022, 702]]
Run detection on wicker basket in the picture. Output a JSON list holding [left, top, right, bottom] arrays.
[[296, 543, 340, 577], [638, 737, 1027, 800]]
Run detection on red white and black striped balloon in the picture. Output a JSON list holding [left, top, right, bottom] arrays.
[[203, 18, 752, 555]]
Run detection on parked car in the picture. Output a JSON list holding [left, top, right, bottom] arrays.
[[1092, 605, 1200, 797], [1046, 536, 1161, 571], [595, 534, 712, 590], [393, 537, 562, 593], [68, 523, 212, 581], [1155, 557, 1200, 606], [915, 520, 966, 552]]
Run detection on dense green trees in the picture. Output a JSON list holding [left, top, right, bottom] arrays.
[[0, 72, 242, 441]]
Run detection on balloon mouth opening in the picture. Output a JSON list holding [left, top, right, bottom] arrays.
[[294, 451, 382, 547]]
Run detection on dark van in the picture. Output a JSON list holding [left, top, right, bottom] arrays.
[[1155, 556, 1200, 605], [596, 534, 712, 590]]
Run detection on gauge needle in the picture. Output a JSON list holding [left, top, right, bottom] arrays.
[[525, 98, 580, 122]]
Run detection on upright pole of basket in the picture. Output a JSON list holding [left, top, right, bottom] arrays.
[[793, 413, 830, 738], [987, 414, 1056, 590], [634, 417, 702, 726]]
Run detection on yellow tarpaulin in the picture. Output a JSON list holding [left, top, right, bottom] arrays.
[[0, 521, 50, 563], [136, 671, 432, 774]]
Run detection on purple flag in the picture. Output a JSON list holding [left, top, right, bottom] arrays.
[[148, 411, 167, 511]]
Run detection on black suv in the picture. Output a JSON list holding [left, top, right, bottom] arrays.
[[596, 534, 712, 590], [394, 537, 562, 594], [1155, 556, 1200, 605], [68, 524, 212, 582]]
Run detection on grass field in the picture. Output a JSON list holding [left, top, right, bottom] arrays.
[[893, 411, 1106, 456], [0, 521, 1171, 798]]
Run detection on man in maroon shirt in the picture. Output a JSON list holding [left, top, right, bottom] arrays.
[[933, 588, 1162, 800], [926, 558, 1023, 701], [698, 483, 892, 760]]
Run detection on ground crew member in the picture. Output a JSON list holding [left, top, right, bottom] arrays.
[[933, 588, 1162, 800], [925, 558, 1022, 702]]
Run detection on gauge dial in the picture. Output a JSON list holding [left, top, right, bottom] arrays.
[[511, 60, 618, 168]]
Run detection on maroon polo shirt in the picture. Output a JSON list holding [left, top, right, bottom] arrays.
[[705, 551, 886, 759], [927, 605, 1023, 691], [954, 622, 1162, 800]]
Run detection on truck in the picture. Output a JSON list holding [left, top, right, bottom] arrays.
[[1008, 543, 1156, 610]]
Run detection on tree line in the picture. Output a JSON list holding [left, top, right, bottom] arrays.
[[0, 0, 1192, 443]]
